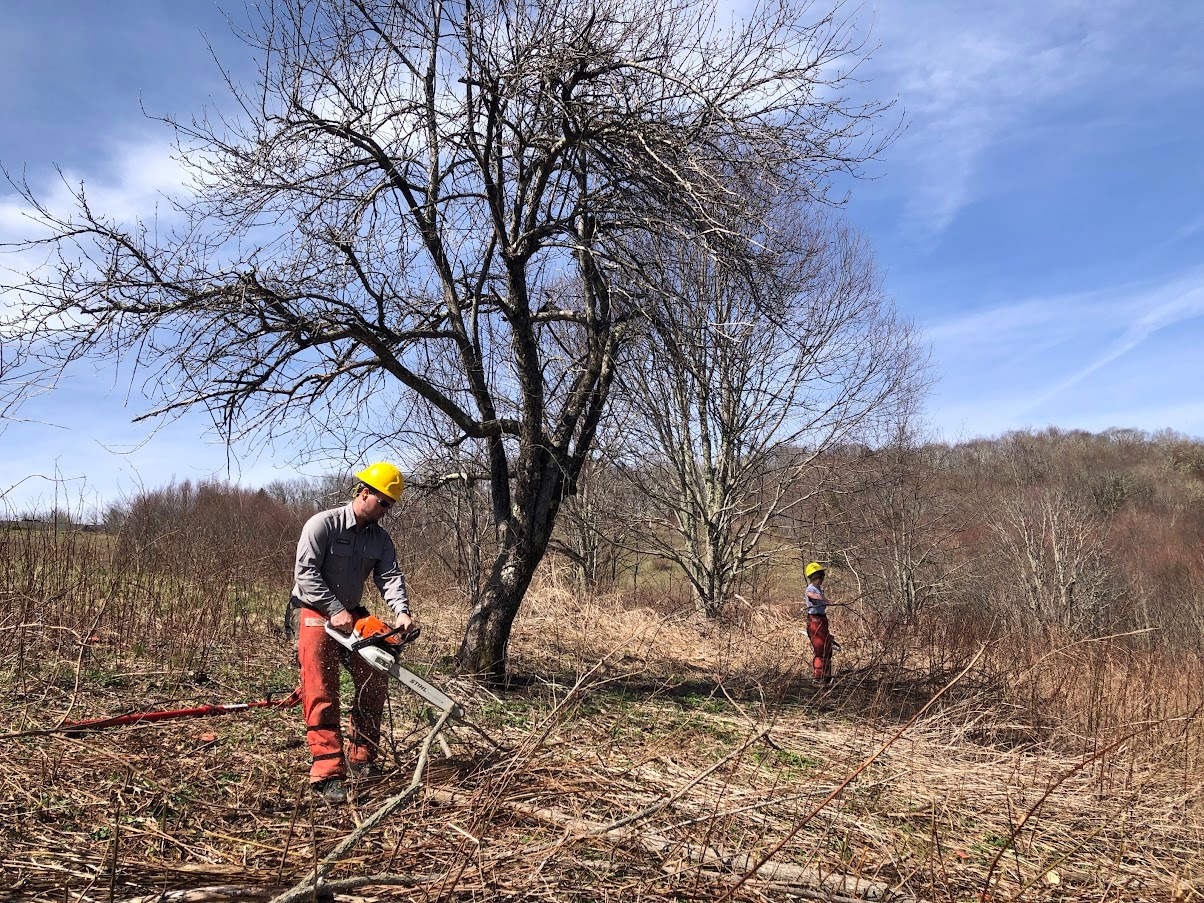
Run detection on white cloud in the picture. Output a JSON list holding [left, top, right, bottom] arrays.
[[860, 0, 1179, 237], [1, 131, 194, 332], [1, 131, 190, 237], [923, 267, 1204, 439]]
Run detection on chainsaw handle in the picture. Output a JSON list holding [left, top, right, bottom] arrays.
[[350, 624, 421, 651]]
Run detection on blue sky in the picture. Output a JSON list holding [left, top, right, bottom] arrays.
[[843, 1, 1204, 441], [2, 0, 1203, 515]]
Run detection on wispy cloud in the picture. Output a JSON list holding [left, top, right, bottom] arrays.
[[1019, 273, 1204, 412], [925, 267, 1204, 437], [862, 0, 1180, 238], [1083, 399, 1204, 438], [927, 291, 1097, 347], [1176, 215, 1204, 240]]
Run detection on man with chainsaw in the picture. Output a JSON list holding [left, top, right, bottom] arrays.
[[804, 562, 840, 684], [290, 462, 413, 803]]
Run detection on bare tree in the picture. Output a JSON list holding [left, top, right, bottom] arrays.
[[843, 430, 976, 625], [406, 446, 495, 610], [992, 486, 1111, 630], [549, 453, 643, 589], [614, 211, 925, 617], [264, 473, 348, 512], [4, 0, 892, 674]]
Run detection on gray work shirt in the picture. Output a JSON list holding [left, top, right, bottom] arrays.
[[291, 502, 410, 618], [805, 582, 828, 616]]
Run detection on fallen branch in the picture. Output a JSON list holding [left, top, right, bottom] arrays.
[[715, 646, 989, 901], [268, 708, 453, 903], [122, 888, 273, 903], [426, 785, 899, 899], [692, 867, 900, 903], [123, 873, 432, 903]]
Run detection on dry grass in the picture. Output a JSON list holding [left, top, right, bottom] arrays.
[[1, 541, 1203, 902]]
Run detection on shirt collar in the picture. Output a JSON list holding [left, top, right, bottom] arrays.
[[338, 501, 360, 531]]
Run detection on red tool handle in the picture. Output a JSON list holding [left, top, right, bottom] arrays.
[[61, 687, 302, 734]]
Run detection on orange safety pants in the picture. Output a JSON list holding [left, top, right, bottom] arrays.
[[807, 614, 834, 681], [297, 607, 388, 783]]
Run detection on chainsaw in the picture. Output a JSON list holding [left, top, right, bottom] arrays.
[[325, 615, 464, 720]]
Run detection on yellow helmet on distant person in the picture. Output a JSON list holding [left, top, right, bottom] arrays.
[[355, 462, 405, 501], [804, 561, 825, 579]]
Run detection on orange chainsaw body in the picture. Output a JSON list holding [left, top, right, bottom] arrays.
[[353, 614, 402, 651]]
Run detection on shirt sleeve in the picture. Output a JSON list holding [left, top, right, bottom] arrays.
[[372, 531, 411, 616], [294, 513, 345, 617], [805, 585, 827, 614]]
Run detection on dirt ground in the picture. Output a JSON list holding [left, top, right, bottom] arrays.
[[2, 589, 1202, 902]]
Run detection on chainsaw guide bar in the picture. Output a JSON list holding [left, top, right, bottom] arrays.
[[325, 619, 464, 719]]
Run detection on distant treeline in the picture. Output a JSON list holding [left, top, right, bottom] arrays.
[[11, 426, 1204, 652], [1, 518, 103, 532]]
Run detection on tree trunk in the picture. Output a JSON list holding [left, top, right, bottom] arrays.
[[455, 450, 565, 676], [456, 567, 528, 678]]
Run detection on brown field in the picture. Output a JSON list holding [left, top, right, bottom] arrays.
[[1, 524, 1202, 903]]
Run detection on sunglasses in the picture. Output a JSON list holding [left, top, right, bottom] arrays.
[[369, 490, 394, 509]]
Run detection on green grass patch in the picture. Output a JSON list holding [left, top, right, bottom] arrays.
[[751, 745, 822, 775]]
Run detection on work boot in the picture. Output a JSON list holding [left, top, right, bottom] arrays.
[[349, 762, 385, 780], [311, 777, 348, 804]]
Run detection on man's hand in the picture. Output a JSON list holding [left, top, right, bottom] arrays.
[[394, 612, 413, 634], [328, 609, 355, 634]]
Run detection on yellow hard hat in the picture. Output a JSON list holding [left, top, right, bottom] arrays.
[[355, 462, 405, 501], [804, 561, 825, 579]]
